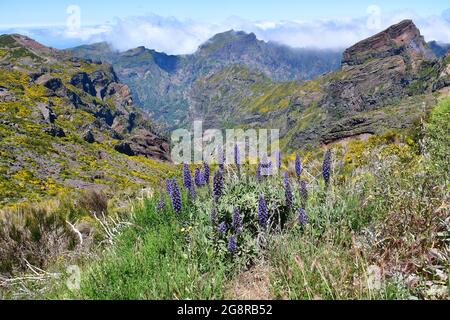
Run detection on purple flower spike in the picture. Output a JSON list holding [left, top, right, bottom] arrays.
[[156, 197, 166, 211], [218, 221, 227, 234], [300, 180, 308, 205], [298, 208, 308, 226], [322, 150, 331, 185], [217, 145, 224, 172], [234, 144, 240, 166], [210, 206, 217, 225], [295, 154, 302, 178], [165, 178, 173, 195], [189, 183, 196, 200], [275, 150, 282, 171], [228, 235, 237, 253], [212, 169, 224, 201], [256, 162, 262, 182], [203, 162, 210, 184], [170, 180, 182, 214], [283, 171, 289, 187], [285, 182, 293, 209], [183, 163, 192, 190], [258, 195, 269, 228], [194, 168, 202, 187], [232, 208, 242, 233]]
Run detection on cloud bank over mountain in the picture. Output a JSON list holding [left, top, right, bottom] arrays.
[[2, 9, 450, 54]]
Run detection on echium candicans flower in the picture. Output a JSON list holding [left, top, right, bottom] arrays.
[[156, 197, 166, 211], [202, 162, 210, 185], [275, 150, 282, 171], [210, 205, 217, 226], [298, 208, 308, 226], [261, 160, 273, 176], [165, 178, 173, 195], [283, 171, 290, 187], [170, 180, 182, 214], [300, 180, 308, 205], [256, 162, 262, 182], [234, 143, 241, 177], [232, 208, 242, 233], [295, 154, 302, 178], [217, 145, 225, 172], [182, 163, 192, 190], [189, 183, 196, 200], [322, 150, 331, 185], [212, 169, 224, 201], [258, 194, 269, 228], [227, 235, 237, 253], [234, 144, 240, 166], [285, 181, 293, 209], [218, 221, 227, 234], [194, 168, 202, 187]]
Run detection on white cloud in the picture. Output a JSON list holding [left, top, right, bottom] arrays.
[[2, 9, 450, 54]]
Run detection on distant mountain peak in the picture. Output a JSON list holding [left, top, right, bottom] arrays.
[[342, 19, 435, 67], [197, 29, 260, 54]]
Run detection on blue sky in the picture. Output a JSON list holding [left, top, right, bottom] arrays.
[[1, 0, 449, 26], [1, 0, 449, 53]]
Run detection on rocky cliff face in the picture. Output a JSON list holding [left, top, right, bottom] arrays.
[[342, 20, 434, 67], [180, 21, 450, 150], [69, 31, 342, 127], [326, 20, 436, 116], [0, 34, 172, 206]]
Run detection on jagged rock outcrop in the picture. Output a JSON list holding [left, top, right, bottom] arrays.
[[114, 129, 171, 162], [43, 124, 65, 137], [342, 20, 434, 67], [323, 20, 437, 117], [68, 31, 342, 127], [0, 33, 174, 206], [70, 72, 96, 96], [36, 102, 56, 124], [0, 86, 16, 102]]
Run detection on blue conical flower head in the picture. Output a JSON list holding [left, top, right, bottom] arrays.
[[170, 180, 182, 214], [298, 208, 308, 226], [182, 163, 192, 190], [322, 150, 331, 185], [212, 169, 224, 201], [300, 180, 308, 205], [283, 171, 289, 187], [234, 144, 240, 166], [202, 162, 210, 184], [295, 154, 302, 177], [232, 208, 242, 233], [217, 145, 225, 171], [194, 168, 202, 187], [218, 221, 227, 234], [285, 183, 293, 209], [275, 150, 282, 171], [165, 178, 173, 195], [227, 235, 237, 253], [156, 197, 166, 211], [256, 162, 262, 182], [258, 194, 269, 228]]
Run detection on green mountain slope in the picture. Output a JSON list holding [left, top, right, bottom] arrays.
[[0, 34, 174, 208], [69, 30, 342, 127], [188, 20, 450, 151]]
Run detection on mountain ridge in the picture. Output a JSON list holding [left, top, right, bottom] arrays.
[[68, 30, 343, 126], [0, 34, 173, 207]]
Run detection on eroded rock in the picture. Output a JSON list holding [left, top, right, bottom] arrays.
[[114, 129, 171, 162]]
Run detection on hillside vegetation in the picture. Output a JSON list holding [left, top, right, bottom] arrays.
[[1, 96, 448, 299]]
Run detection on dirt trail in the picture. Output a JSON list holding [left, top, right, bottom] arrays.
[[226, 264, 273, 300]]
